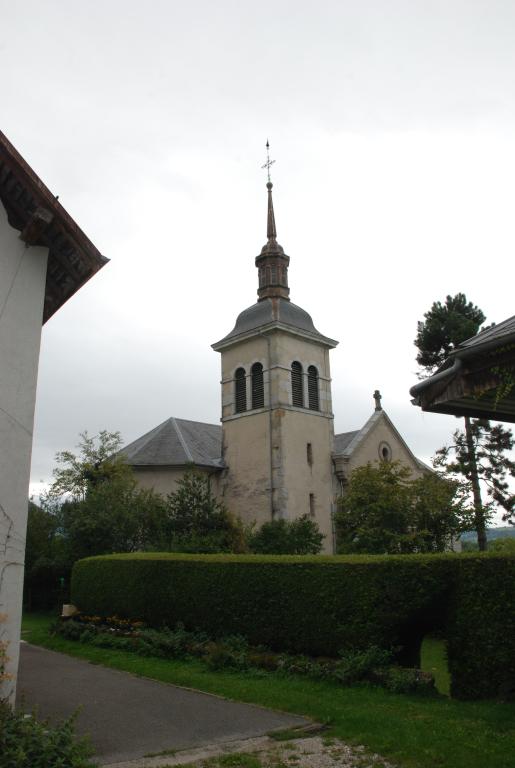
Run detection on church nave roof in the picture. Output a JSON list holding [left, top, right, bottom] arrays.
[[121, 417, 223, 469]]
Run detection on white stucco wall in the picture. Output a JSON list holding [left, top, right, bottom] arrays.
[[133, 466, 220, 496], [0, 204, 48, 702]]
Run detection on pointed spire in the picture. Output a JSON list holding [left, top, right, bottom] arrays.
[[267, 182, 277, 241], [255, 141, 290, 301]]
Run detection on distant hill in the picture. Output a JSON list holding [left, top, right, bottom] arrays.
[[460, 526, 515, 542]]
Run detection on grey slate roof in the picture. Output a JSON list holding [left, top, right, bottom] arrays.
[[122, 417, 223, 469], [213, 298, 338, 349], [333, 430, 360, 454]]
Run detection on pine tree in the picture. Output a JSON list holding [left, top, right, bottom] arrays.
[[433, 421, 515, 535], [415, 294, 496, 550], [414, 293, 486, 374]]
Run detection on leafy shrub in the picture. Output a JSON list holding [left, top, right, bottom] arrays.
[[248, 515, 324, 554], [164, 469, 246, 553], [0, 702, 94, 767], [335, 462, 466, 554], [334, 646, 393, 686], [376, 667, 436, 696], [54, 617, 432, 695]]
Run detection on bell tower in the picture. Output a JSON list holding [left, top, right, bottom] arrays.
[[212, 147, 338, 552]]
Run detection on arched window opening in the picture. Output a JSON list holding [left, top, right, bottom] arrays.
[[251, 362, 264, 409], [271, 265, 277, 284], [308, 366, 319, 411], [291, 361, 304, 407], [235, 368, 246, 413]]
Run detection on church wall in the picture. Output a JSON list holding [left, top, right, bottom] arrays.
[[347, 418, 426, 479], [218, 335, 272, 525], [220, 411, 272, 526], [268, 333, 335, 552], [270, 333, 333, 414], [132, 466, 220, 497], [217, 329, 336, 551], [219, 336, 269, 420], [0, 204, 48, 702], [280, 409, 336, 552]]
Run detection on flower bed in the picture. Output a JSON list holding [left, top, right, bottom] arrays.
[[54, 615, 436, 697]]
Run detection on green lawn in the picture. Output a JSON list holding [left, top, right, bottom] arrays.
[[420, 636, 451, 696], [22, 613, 515, 768]]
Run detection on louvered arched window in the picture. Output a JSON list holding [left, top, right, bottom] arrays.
[[308, 366, 319, 410], [291, 361, 304, 407], [235, 367, 246, 413], [251, 362, 264, 409]]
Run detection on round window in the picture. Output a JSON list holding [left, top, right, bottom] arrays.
[[378, 441, 392, 461]]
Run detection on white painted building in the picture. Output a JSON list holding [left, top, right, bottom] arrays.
[[0, 131, 107, 701]]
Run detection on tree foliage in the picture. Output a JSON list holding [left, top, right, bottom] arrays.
[[413, 293, 510, 550], [24, 501, 69, 609], [489, 537, 515, 553], [248, 514, 324, 554], [26, 435, 249, 607], [434, 419, 515, 527], [58, 482, 167, 561], [164, 468, 245, 553], [335, 461, 466, 554], [414, 293, 485, 374], [49, 430, 132, 501]]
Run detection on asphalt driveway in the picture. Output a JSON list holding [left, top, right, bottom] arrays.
[[16, 643, 308, 765]]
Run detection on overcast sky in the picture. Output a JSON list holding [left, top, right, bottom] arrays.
[[2, 1, 514, 519]]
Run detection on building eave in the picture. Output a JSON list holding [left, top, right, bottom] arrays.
[[212, 321, 338, 352], [0, 130, 108, 323], [131, 461, 225, 471], [410, 320, 515, 423]]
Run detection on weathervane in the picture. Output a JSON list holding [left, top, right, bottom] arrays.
[[261, 139, 276, 183]]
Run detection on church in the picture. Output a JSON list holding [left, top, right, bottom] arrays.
[[122, 177, 427, 553]]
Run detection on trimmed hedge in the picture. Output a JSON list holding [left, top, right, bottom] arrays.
[[447, 554, 515, 700], [71, 552, 515, 700], [72, 553, 453, 660]]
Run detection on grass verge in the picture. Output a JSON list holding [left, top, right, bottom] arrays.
[[21, 613, 515, 768], [420, 636, 450, 696]]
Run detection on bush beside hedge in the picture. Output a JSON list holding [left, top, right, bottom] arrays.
[[0, 702, 94, 768], [71, 552, 515, 699]]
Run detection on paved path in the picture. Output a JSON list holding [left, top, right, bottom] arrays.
[[16, 643, 308, 765]]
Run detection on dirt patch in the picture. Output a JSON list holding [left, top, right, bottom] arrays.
[[105, 735, 395, 768]]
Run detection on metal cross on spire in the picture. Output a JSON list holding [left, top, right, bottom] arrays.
[[261, 139, 276, 183]]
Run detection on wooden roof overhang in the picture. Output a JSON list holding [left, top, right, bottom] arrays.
[[410, 324, 515, 423], [0, 130, 108, 323]]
